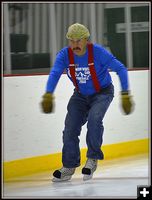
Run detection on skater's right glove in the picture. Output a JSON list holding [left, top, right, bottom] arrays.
[[41, 92, 54, 113]]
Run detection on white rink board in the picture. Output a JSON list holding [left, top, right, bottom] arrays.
[[3, 70, 149, 161]]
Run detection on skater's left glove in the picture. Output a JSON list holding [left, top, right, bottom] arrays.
[[121, 91, 134, 115]]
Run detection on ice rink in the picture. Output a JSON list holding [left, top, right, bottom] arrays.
[[3, 154, 150, 199]]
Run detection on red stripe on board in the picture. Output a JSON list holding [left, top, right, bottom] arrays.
[[3, 68, 149, 77], [3, 73, 49, 77]]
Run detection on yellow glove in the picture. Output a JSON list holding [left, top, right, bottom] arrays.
[[41, 92, 54, 113], [121, 91, 134, 115]]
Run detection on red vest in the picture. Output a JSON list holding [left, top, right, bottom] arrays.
[[68, 43, 101, 92]]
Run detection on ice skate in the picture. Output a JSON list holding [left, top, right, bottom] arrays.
[[82, 158, 97, 181], [52, 167, 76, 182]]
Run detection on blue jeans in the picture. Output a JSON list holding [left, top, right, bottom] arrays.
[[62, 84, 114, 168]]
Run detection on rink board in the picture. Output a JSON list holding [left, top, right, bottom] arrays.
[[3, 138, 149, 181]]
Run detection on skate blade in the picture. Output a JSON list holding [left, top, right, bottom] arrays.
[[52, 175, 72, 182], [83, 174, 93, 181]]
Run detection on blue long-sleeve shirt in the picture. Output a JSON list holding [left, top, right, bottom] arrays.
[[46, 43, 129, 95]]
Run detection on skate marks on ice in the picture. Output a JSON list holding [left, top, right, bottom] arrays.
[[4, 176, 149, 198], [51, 176, 148, 198]]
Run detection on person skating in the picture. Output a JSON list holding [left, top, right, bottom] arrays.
[[41, 23, 134, 181]]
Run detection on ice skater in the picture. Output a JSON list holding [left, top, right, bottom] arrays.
[[41, 23, 134, 182]]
